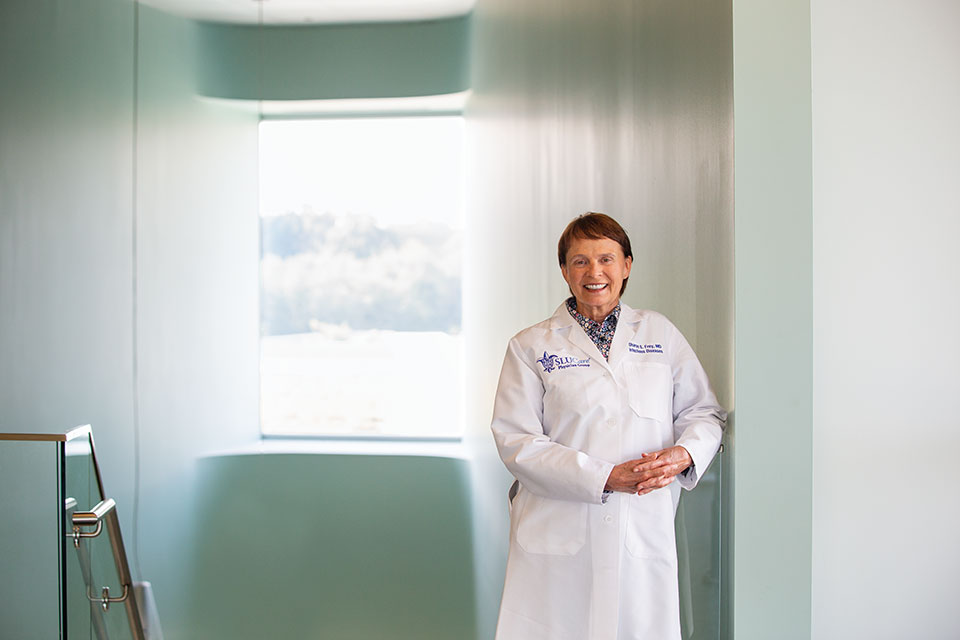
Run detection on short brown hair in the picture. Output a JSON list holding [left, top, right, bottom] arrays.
[[558, 212, 633, 295]]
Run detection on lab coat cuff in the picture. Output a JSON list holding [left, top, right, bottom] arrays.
[[595, 460, 616, 504], [674, 437, 718, 490]]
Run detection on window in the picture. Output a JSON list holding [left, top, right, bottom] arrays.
[[258, 116, 463, 438]]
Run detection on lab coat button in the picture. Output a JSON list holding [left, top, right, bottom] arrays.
[[603, 515, 613, 524], [606, 418, 616, 427]]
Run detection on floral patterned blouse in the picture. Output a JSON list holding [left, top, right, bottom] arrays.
[[565, 296, 620, 361]]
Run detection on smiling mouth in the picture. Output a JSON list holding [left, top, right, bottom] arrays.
[[584, 284, 607, 291]]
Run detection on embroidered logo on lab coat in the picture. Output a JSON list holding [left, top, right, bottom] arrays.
[[537, 351, 590, 373], [629, 342, 664, 354]]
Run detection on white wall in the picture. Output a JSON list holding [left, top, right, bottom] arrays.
[[812, 1, 960, 637]]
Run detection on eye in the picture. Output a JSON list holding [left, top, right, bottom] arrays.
[[600, 256, 613, 263], [573, 258, 586, 266]]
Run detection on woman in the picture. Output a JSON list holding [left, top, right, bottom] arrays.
[[491, 213, 725, 640]]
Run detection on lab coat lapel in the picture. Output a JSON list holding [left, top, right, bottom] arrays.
[[606, 303, 638, 373], [549, 302, 613, 374], [569, 325, 613, 373]]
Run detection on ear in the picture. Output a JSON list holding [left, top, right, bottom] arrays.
[[560, 263, 570, 284], [624, 256, 633, 278]]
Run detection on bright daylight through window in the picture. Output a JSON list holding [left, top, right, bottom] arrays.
[[259, 117, 463, 438]]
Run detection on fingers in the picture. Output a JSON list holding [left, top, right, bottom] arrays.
[[635, 474, 674, 495], [634, 460, 685, 479], [631, 447, 690, 472], [632, 461, 687, 494], [608, 462, 651, 493], [609, 449, 689, 494], [632, 458, 670, 473]]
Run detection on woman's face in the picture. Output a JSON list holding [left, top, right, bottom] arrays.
[[561, 236, 632, 320]]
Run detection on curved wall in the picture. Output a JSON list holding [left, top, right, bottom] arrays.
[[196, 16, 471, 101], [185, 453, 476, 639]]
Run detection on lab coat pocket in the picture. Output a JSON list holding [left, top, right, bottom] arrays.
[[515, 491, 587, 556], [624, 362, 672, 422], [624, 490, 676, 561]]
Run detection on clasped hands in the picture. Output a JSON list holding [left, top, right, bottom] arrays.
[[604, 446, 692, 496]]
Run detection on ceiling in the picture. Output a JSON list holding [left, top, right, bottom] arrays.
[[139, 0, 475, 25]]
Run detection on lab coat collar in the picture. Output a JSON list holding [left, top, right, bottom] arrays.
[[546, 301, 644, 373]]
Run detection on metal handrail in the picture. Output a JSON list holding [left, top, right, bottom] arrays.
[[68, 498, 116, 547], [5, 426, 148, 639], [88, 584, 131, 611], [65, 497, 111, 639], [73, 498, 116, 527], [64, 494, 146, 638], [60, 426, 147, 639]]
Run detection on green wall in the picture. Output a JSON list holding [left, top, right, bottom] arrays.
[[0, 3, 478, 639], [0, 0, 136, 501], [0, 2, 136, 634], [133, 7, 262, 637], [731, 0, 813, 637], [196, 16, 471, 101], [0, 442, 62, 639], [185, 453, 476, 639], [0, 0, 260, 635]]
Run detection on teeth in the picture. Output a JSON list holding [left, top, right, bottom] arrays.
[[585, 284, 606, 290]]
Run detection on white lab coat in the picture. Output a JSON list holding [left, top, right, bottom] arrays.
[[491, 302, 725, 640]]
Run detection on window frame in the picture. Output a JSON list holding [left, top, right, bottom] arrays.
[[256, 105, 467, 442]]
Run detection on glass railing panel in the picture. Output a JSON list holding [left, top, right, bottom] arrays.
[[0, 438, 63, 638], [65, 496, 109, 640], [677, 448, 723, 640], [87, 510, 138, 639], [1, 427, 148, 639], [63, 429, 145, 640], [64, 431, 104, 638], [65, 430, 101, 507]]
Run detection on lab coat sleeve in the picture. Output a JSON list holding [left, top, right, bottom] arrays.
[[669, 325, 726, 490], [491, 337, 615, 504]]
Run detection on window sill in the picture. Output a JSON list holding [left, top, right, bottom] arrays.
[[203, 436, 468, 460]]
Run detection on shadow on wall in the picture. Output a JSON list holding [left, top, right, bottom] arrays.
[[183, 453, 477, 640]]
